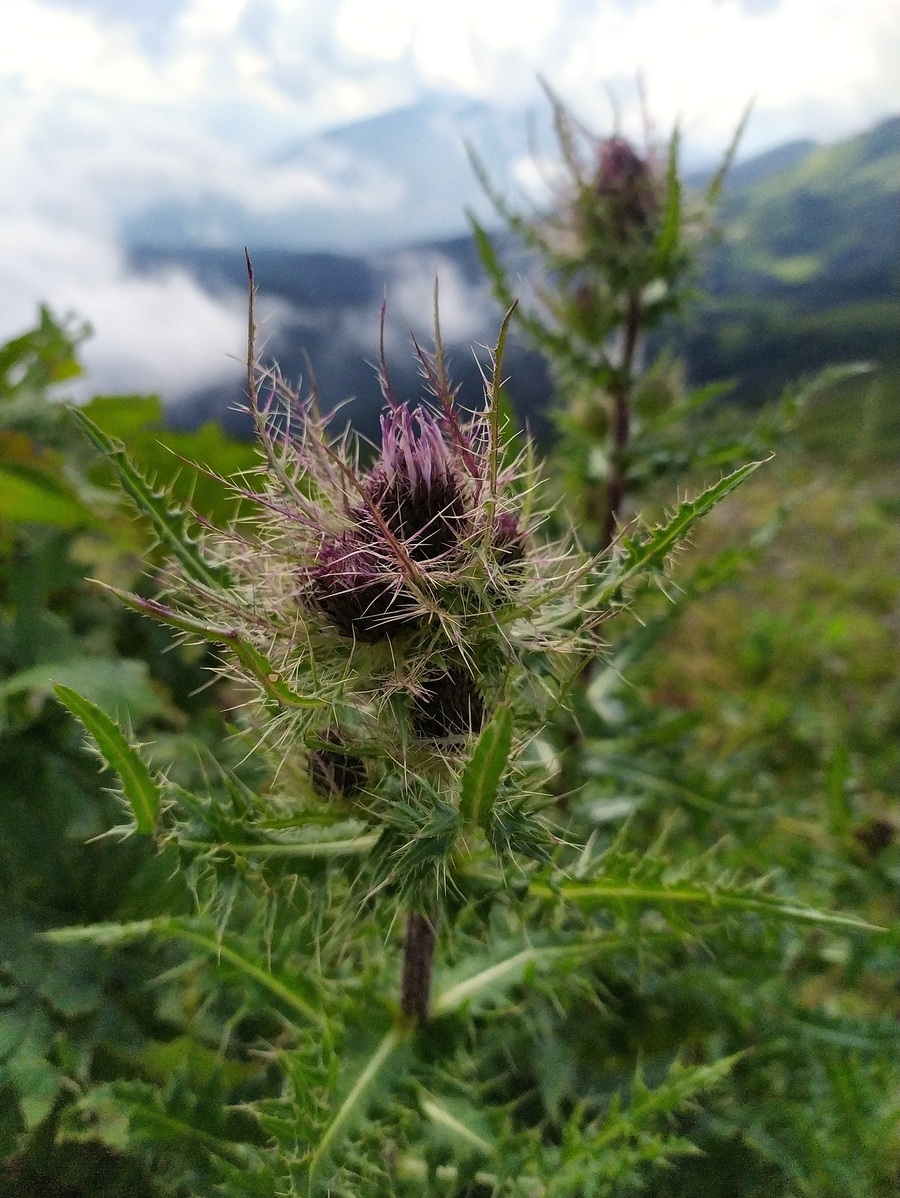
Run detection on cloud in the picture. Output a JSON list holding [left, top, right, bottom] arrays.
[[556, 0, 900, 154], [0, 210, 248, 400], [1, 0, 896, 400]]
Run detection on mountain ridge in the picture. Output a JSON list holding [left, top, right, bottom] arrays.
[[130, 112, 898, 434]]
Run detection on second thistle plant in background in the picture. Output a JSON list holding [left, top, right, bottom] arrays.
[[470, 84, 751, 549]]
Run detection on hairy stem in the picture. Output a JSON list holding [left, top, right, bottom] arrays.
[[400, 910, 437, 1023], [599, 289, 642, 551]]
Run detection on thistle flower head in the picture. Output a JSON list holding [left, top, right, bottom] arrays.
[[311, 532, 420, 641], [597, 136, 649, 195], [409, 666, 485, 741], [363, 404, 469, 561], [187, 317, 597, 699], [151, 301, 604, 895], [594, 134, 659, 233], [309, 742, 367, 800]]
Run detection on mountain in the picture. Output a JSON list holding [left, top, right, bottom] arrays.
[[683, 115, 899, 398], [709, 115, 899, 291], [130, 114, 899, 434], [139, 235, 554, 442], [124, 97, 544, 253]]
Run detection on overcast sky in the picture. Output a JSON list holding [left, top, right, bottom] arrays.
[[1, 0, 897, 400]]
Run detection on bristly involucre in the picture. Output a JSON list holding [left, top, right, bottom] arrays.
[[310, 533, 420, 642], [153, 309, 602, 888], [409, 666, 485, 741], [309, 743, 367, 800]]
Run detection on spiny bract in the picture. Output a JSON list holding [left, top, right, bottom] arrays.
[[153, 309, 604, 894]]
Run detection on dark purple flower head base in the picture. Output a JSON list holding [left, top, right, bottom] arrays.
[[410, 667, 485, 741], [310, 533, 420, 642], [309, 742, 367, 799], [595, 135, 658, 230]]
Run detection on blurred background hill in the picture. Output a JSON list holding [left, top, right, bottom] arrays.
[[123, 112, 899, 438]]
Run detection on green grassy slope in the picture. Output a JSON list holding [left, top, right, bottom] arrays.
[[683, 116, 899, 401]]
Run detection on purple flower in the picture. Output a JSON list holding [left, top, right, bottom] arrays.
[[363, 405, 469, 561], [595, 136, 658, 229]]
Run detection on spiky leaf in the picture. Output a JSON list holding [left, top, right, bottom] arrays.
[[70, 406, 232, 591], [54, 683, 161, 834], [99, 584, 324, 710], [43, 918, 323, 1026], [532, 876, 884, 933], [307, 1024, 411, 1185], [459, 704, 513, 830]]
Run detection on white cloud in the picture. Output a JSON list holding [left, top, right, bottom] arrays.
[[0, 211, 248, 400], [0, 0, 896, 398], [555, 0, 900, 154]]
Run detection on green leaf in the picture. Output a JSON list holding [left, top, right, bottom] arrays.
[[42, 918, 323, 1027], [38, 946, 103, 1017], [653, 125, 682, 270], [0, 1010, 27, 1063], [432, 935, 632, 1017], [459, 704, 513, 829], [0, 657, 163, 722], [7, 1047, 62, 1130], [470, 218, 510, 300], [70, 406, 232, 591], [74, 1081, 256, 1165], [82, 395, 259, 523], [0, 465, 94, 527], [419, 1093, 495, 1157], [53, 683, 161, 834], [531, 878, 885, 933], [308, 1024, 411, 1184], [99, 584, 325, 710], [587, 459, 765, 609], [581, 753, 753, 819], [81, 393, 165, 441], [704, 101, 753, 207], [178, 833, 378, 860]]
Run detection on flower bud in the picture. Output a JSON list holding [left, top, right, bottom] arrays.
[[311, 533, 419, 642], [309, 743, 367, 800], [595, 135, 657, 230], [409, 667, 485, 741]]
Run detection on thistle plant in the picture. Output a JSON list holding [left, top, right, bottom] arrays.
[[42, 255, 888, 1194], [463, 87, 898, 1198], [470, 85, 763, 550], [66, 281, 614, 1026]]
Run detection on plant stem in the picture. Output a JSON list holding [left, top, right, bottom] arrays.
[[400, 910, 437, 1023], [599, 289, 642, 551]]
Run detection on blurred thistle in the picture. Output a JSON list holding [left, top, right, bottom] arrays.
[[470, 82, 749, 549]]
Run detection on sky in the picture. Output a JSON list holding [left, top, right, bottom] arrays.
[[1, 0, 897, 401]]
